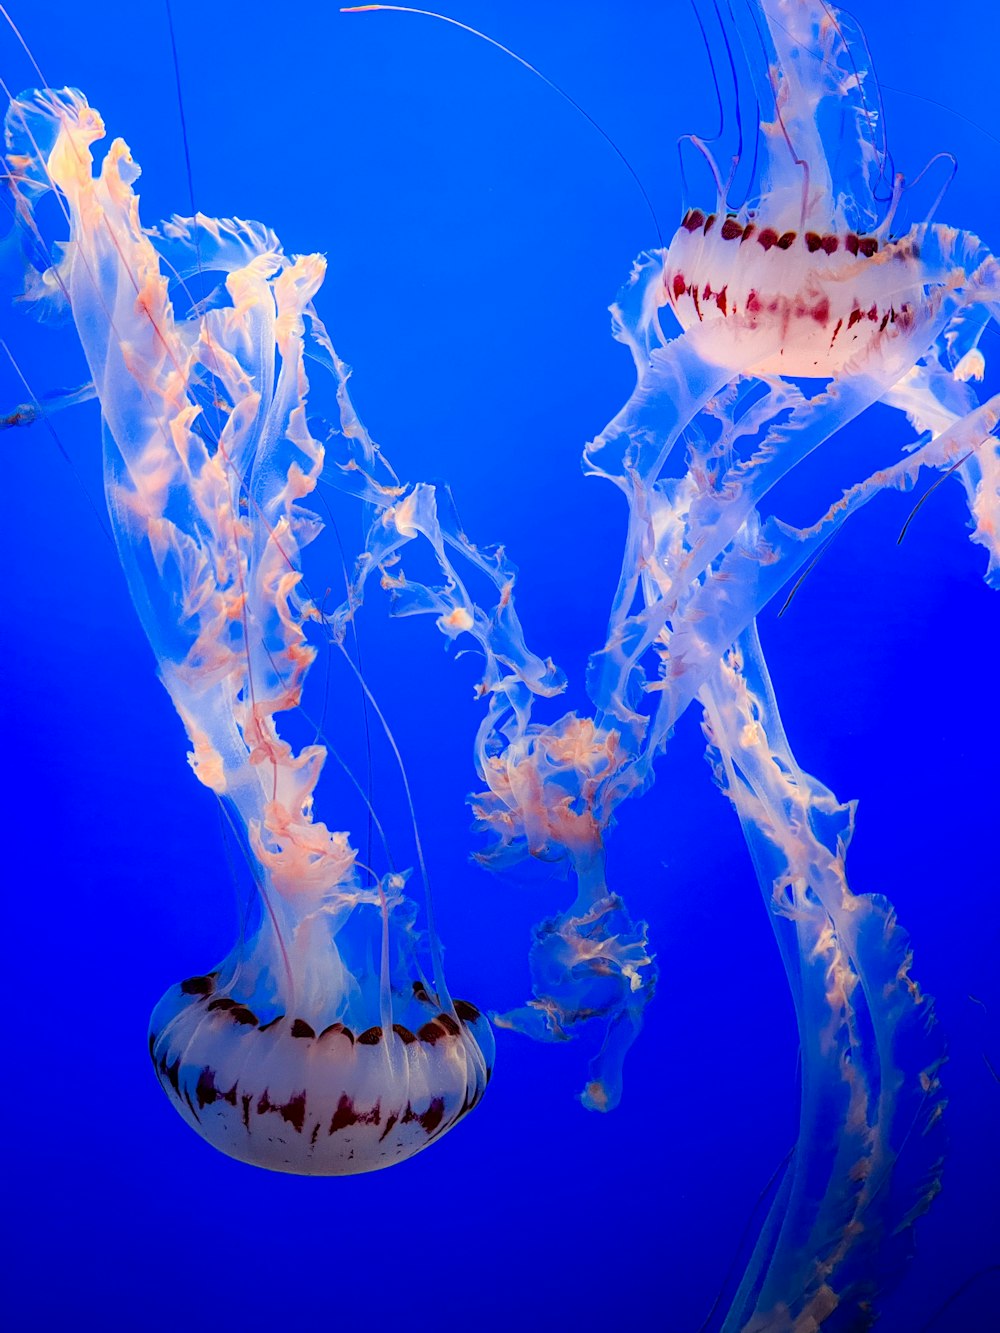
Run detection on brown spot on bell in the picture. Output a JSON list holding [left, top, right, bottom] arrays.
[[180, 975, 215, 997], [319, 1022, 355, 1043], [280, 1093, 307, 1133], [419, 1098, 446, 1134]]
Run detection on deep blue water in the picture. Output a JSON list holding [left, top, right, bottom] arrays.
[[2, 2, 998, 1329]]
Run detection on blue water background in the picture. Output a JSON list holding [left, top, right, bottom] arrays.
[[2, 2, 998, 1328]]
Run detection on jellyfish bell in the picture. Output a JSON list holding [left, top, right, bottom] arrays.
[[661, 208, 924, 377], [149, 898, 493, 1176]]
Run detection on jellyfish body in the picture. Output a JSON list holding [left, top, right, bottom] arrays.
[[343, 0, 999, 1318], [5, 87, 492, 1174], [581, 3, 997, 1323], [661, 1, 928, 380]]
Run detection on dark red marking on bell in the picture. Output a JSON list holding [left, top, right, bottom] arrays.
[[255, 1088, 306, 1132], [820, 235, 839, 255], [847, 308, 864, 329], [229, 1005, 258, 1027], [319, 1022, 354, 1043], [258, 1015, 284, 1032], [182, 1084, 201, 1124], [845, 233, 860, 256], [329, 1094, 381, 1134], [412, 980, 434, 1005], [195, 1067, 237, 1109], [721, 217, 743, 240], [805, 231, 822, 253], [683, 209, 705, 231], [746, 290, 762, 315], [703, 213, 716, 234], [281, 1093, 307, 1133], [866, 304, 878, 322], [811, 297, 830, 324], [181, 975, 215, 997], [879, 312, 890, 332], [859, 236, 878, 257], [436, 1013, 462, 1037], [357, 1026, 383, 1046], [672, 273, 687, 300], [453, 1000, 481, 1024], [741, 223, 756, 243], [830, 317, 843, 344], [195, 1068, 217, 1108], [310, 1123, 321, 1147], [208, 997, 238, 1012], [241, 1093, 252, 1129], [691, 286, 704, 321], [418, 1020, 447, 1045], [379, 1112, 399, 1143], [777, 231, 796, 250], [160, 1056, 181, 1094], [392, 1023, 417, 1044], [291, 1019, 315, 1039], [702, 281, 712, 301], [757, 228, 778, 251], [715, 286, 728, 316], [419, 1098, 446, 1135]]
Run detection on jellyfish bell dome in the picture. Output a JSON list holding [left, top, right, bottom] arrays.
[[149, 885, 494, 1176], [661, 207, 925, 379]]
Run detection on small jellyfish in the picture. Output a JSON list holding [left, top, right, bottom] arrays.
[[4, 86, 492, 1174]]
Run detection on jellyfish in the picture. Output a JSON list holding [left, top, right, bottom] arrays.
[[343, 0, 999, 1323], [3, 85, 496, 1175]]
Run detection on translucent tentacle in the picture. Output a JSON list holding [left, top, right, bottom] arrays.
[[701, 623, 945, 1331]]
